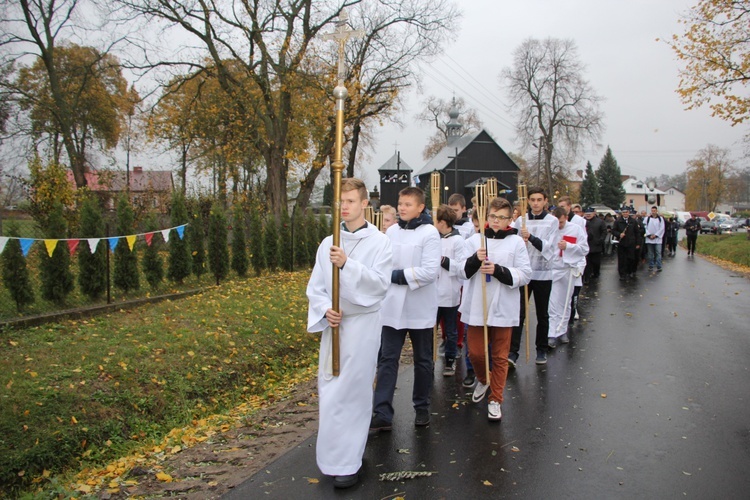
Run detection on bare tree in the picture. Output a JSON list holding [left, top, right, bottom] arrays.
[[415, 95, 482, 160], [502, 37, 604, 195]]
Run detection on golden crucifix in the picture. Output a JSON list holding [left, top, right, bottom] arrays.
[[322, 10, 363, 377]]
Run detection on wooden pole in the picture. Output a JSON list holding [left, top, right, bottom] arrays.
[[518, 183, 531, 363], [431, 171, 441, 362], [474, 182, 490, 384]]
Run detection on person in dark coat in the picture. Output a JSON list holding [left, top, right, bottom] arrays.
[[665, 217, 680, 256], [583, 208, 607, 284], [684, 216, 701, 256], [612, 208, 643, 280]]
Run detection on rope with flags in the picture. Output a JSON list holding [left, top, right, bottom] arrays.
[[0, 224, 188, 258]]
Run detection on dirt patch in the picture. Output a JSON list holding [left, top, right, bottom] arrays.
[[113, 378, 319, 500], [101, 342, 416, 499]]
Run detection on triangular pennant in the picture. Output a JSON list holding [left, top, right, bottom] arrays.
[[0, 236, 7, 255], [67, 239, 80, 254], [20, 238, 34, 257], [108, 237, 119, 252], [126, 235, 137, 251], [176, 225, 186, 239], [44, 239, 59, 258], [145, 232, 154, 246], [161, 229, 171, 243], [88, 238, 101, 253]]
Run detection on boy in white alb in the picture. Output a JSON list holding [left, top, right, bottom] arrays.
[[435, 204, 468, 376], [371, 187, 441, 431], [547, 207, 588, 347], [448, 193, 475, 240], [460, 197, 531, 421], [306, 178, 392, 489]]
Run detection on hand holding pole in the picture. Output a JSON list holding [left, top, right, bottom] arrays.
[[475, 182, 491, 385], [431, 171, 441, 362]]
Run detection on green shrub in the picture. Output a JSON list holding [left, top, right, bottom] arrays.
[[113, 195, 140, 292], [264, 215, 279, 271], [231, 206, 248, 278], [208, 204, 229, 285], [1, 223, 35, 311], [142, 214, 164, 289], [39, 203, 74, 305], [249, 208, 265, 276], [167, 193, 191, 283], [77, 197, 107, 300]]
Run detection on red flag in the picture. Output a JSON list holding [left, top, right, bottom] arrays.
[[145, 232, 154, 246], [561, 235, 577, 256], [67, 239, 80, 254]]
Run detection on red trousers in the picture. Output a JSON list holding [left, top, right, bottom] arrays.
[[467, 325, 512, 404]]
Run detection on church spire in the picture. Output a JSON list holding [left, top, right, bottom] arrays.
[[446, 97, 462, 146]]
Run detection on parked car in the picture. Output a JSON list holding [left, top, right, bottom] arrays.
[[717, 218, 736, 232], [700, 220, 721, 234]]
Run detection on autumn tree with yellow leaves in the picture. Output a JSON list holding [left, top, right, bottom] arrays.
[[685, 144, 735, 211], [668, 0, 750, 129]]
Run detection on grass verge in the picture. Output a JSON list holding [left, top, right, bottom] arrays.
[[683, 232, 750, 268], [0, 270, 318, 497]]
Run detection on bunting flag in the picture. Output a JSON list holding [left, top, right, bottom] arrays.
[[0, 223, 187, 258], [108, 237, 119, 252], [44, 239, 59, 258], [68, 239, 80, 254], [88, 238, 101, 254], [20, 238, 34, 257]]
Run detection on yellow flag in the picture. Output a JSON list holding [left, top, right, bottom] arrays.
[[126, 235, 137, 251], [44, 239, 59, 258]]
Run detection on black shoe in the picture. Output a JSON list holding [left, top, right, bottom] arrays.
[[415, 408, 430, 427], [442, 358, 455, 376], [508, 351, 518, 369], [462, 372, 476, 388], [369, 415, 392, 434], [535, 349, 547, 365], [333, 472, 358, 489]]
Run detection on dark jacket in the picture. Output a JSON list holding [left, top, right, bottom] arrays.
[[684, 218, 701, 236], [612, 216, 643, 248], [585, 216, 607, 253]]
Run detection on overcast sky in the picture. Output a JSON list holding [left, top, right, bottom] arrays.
[[358, 0, 748, 188]]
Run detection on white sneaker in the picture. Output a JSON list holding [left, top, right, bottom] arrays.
[[472, 380, 489, 403], [488, 400, 502, 421]]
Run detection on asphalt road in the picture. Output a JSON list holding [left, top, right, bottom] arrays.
[[225, 246, 750, 499]]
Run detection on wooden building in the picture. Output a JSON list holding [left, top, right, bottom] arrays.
[[377, 152, 413, 207]]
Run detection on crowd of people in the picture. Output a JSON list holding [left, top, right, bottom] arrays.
[[304, 179, 685, 489]]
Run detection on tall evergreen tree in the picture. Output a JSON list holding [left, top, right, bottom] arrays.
[[1, 223, 35, 311], [579, 161, 600, 208], [167, 192, 191, 283], [208, 204, 229, 285], [248, 208, 265, 276], [279, 209, 292, 271], [596, 146, 626, 210], [40, 202, 74, 304], [113, 195, 140, 292], [305, 209, 319, 267], [188, 208, 206, 277], [142, 214, 164, 290], [231, 205, 248, 277], [293, 208, 308, 270], [264, 215, 280, 272], [77, 197, 107, 300]]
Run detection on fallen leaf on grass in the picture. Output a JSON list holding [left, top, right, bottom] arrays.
[[155, 472, 173, 482], [483, 480, 493, 486], [306, 477, 319, 484], [397, 448, 410, 454], [511, 446, 520, 452], [601, 393, 607, 398]]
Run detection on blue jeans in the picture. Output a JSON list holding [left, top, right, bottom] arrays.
[[463, 322, 474, 374], [646, 243, 662, 269], [437, 306, 459, 361], [373, 326, 434, 422]]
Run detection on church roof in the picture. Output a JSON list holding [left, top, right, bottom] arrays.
[[377, 152, 413, 172], [413, 130, 482, 177]]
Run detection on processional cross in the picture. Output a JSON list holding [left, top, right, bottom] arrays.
[[321, 10, 363, 377]]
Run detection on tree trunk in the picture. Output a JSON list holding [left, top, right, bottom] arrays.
[[346, 119, 362, 179], [264, 143, 289, 219]]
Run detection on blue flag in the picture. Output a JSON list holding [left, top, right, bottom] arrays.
[[176, 225, 186, 240], [20, 238, 34, 257], [108, 237, 119, 252]]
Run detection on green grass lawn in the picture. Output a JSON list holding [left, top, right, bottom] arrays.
[[686, 232, 750, 267], [0, 270, 318, 497]]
